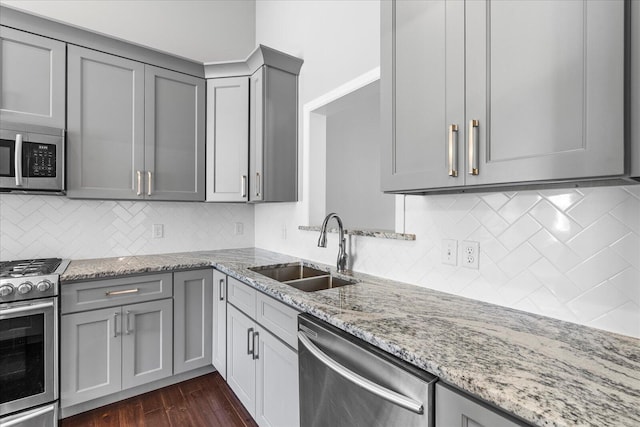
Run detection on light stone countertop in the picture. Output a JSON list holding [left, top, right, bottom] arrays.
[[61, 248, 640, 427]]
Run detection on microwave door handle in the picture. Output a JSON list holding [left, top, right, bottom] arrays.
[[15, 133, 23, 186], [297, 331, 424, 415]]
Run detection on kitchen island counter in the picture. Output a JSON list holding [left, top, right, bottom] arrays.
[[62, 248, 640, 427]]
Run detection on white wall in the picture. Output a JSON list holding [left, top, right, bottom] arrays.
[[0, 0, 256, 62], [254, 0, 640, 338], [0, 194, 255, 260]]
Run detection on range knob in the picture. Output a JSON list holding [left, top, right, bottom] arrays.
[[18, 282, 33, 295], [0, 284, 14, 297], [37, 280, 52, 292]]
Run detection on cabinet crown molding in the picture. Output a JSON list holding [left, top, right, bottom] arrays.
[[204, 44, 303, 79]]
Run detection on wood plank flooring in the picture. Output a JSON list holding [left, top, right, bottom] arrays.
[[60, 373, 257, 427]]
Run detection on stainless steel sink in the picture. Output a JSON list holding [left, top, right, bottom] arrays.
[[249, 263, 356, 292]]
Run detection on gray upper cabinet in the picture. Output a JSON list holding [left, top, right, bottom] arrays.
[[173, 269, 213, 374], [204, 45, 303, 203], [67, 45, 145, 199], [67, 46, 205, 200], [145, 66, 205, 201], [0, 27, 66, 128], [436, 383, 527, 427], [382, 0, 627, 193], [206, 77, 249, 202]]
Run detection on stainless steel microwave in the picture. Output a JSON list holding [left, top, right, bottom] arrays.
[[0, 122, 64, 193]]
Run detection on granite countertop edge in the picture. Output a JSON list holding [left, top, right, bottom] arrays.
[[60, 248, 640, 427]]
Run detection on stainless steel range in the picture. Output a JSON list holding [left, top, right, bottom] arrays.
[[0, 258, 69, 426]]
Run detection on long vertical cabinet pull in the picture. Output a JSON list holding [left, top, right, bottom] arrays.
[[219, 278, 225, 301], [468, 120, 480, 175], [247, 327, 254, 356], [252, 331, 259, 360], [448, 125, 459, 177], [147, 171, 152, 196], [14, 134, 23, 186], [125, 310, 131, 335], [241, 175, 247, 198], [113, 312, 120, 337], [255, 173, 261, 198], [136, 171, 142, 196]]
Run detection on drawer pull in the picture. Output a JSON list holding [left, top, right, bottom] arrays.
[[105, 288, 139, 296]]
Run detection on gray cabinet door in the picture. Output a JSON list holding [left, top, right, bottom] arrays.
[[144, 65, 205, 201], [226, 304, 256, 417], [174, 269, 213, 374], [212, 269, 228, 379], [67, 45, 145, 199], [121, 299, 173, 389], [465, 0, 625, 185], [255, 325, 299, 427], [380, 0, 464, 192], [206, 77, 249, 202], [61, 307, 122, 408], [249, 66, 298, 202], [436, 383, 525, 427], [0, 27, 66, 128]]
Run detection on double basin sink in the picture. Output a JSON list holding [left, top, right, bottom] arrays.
[[249, 263, 357, 292]]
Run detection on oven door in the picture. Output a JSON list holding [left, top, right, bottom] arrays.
[[0, 298, 57, 416]]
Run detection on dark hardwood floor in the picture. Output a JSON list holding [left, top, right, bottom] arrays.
[[60, 373, 257, 427]]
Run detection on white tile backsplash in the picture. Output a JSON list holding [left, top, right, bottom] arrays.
[[255, 185, 640, 338], [0, 194, 254, 260]]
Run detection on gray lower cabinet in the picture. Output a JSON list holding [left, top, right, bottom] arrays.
[[67, 45, 205, 200], [382, 0, 626, 193], [212, 269, 228, 379], [226, 279, 300, 427], [0, 26, 66, 128], [206, 77, 249, 202], [174, 269, 213, 374], [61, 299, 173, 408], [436, 383, 527, 427]]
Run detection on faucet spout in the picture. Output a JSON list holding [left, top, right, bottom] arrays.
[[318, 213, 348, 273]]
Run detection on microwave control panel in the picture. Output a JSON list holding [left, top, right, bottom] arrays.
[[24, 143, 56, 177]]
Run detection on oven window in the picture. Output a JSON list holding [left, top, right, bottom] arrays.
[[0, 313, 45, 404]]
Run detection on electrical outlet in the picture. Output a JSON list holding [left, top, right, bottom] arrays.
[[442, 239, 457, 266], [234, 222, 244, 235], [461, 241, 479, 269], [152, 224, 164, 239]]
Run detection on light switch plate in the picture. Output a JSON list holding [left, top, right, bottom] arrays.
[[152, 224, 164, 239], [442, 239, 458, 266]]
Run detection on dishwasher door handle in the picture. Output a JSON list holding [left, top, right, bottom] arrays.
[[298, 331, 424, 415]]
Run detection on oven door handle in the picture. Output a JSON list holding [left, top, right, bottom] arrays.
[[0, 402, 56, 427], [298, 331, 424, 415], [1, 301, 54, 316]]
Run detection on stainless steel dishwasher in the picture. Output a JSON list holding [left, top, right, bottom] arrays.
[[298, 314, 437, 427]]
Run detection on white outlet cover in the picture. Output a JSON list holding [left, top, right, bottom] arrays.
[[442, 239, 458, 266], [152, 224, 164, 239], [235, 222, 244, 235], [461, 240, 479, 269]]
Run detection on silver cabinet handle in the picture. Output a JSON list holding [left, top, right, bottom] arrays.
[[219, 278, 225, 301], [0, 301, 53, 316], [0, 403, 56, 427], [448, 124, 459, 177], [14, 134, 23, 186], [252, 331, 259, 360], [114, 312, 119, 337], [255, 173, 261, 197], [105, 288, 139, 296], [247, 327, 254, 356], [147, 171, 152, 196], [468, 120, 479, 175], [241, 175, 247, 198], [125, 310, 131, 335], [298, 331, 424, 415], [136, 171, 142, 196]]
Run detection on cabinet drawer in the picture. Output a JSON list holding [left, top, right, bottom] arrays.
[[227, 276, 256, 318], [256, 292, 299, 349], [61, 273, 173, 314]]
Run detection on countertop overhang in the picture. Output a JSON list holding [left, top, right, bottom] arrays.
[[61, 248, 640, 427]]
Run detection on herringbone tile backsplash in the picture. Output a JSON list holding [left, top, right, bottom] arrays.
[[255, 185, 640, 338], [0, 194, 254, 260]]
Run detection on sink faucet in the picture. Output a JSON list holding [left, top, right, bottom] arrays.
[[317, 213, 347, 273]]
